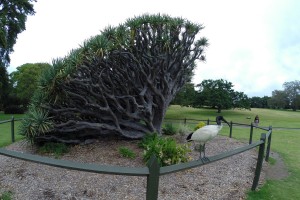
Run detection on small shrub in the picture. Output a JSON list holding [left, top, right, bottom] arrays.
[[0, 191, 13, 200], [38, 142, 69, 158], [177, 123, 192, 136], [162, 123, 177, 135], [19, 107, 53, 143], [194, 121, 206, 131], [139, 133, 191, 166], [118, 147, 136, 159]]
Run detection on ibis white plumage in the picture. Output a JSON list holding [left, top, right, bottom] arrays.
[[186, 116, 230, 161]]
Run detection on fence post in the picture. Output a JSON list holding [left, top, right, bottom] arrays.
[[184, 118, 187, 125], [265, 126, 272, 162], [229, 121, 233, 138], [11, 116, 15, 143], [207, 119, 210, 125], [146, 155, 160, 200], [249, 123, 254, 144], [251, 133, 266, 191]]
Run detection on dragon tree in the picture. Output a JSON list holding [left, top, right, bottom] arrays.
[[21, 14, 208, 143]]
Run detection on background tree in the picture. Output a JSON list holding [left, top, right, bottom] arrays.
[[10, 63, 51, 108], [250, 96, 263, 108], [0, 0, 36, 110], [172, 82, 197, 107], [250, 96, 270, 108], [0, 64, 9, 109], [268, 90, 289, 109], [283, 80, 300, 111], [195, 79, 250, 113], [0, 0, 35, 67], [232, 91, 250, 110], [21, 14, 208, 143]]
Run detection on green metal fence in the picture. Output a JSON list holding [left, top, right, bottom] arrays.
[[0, 116, 23, 143], [0, 117, 272, 200]]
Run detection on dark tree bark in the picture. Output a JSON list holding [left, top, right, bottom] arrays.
[[29, 15, 208, 143]]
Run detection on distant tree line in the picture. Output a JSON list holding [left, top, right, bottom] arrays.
[[172, 79, 251, 113], [172, 80, 300, 112]]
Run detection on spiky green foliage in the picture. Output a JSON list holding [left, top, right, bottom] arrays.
[[19, 106, 53, 143], [22, 14, 208, 143]]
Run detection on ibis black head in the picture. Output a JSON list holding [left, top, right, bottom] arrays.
[[216, 116, 230, 126]]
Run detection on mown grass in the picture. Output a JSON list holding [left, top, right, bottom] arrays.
[[166, 105, 300, 200], [0, 116, 24, 147]]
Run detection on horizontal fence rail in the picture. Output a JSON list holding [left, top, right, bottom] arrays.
[[160, 141, 262, 175], [0, 117, 24, 143], [0, 116, 273, 200], [0, 148, 149, 176]]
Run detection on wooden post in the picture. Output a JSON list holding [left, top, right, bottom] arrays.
[[146, 155, 160, 200], [11, 116, 15, 143], [249, 123, 254, 144], [265, 126, 272, 162], [207, 119, 210, 125], [229, 121, 233, 138], [251, 133, 266, 191], [184, 118, 187, 125]]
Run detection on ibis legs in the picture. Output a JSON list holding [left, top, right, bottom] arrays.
[[199, 144, 209, 162]]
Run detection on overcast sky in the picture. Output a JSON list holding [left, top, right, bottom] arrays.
[[8, 0, 300, 97]]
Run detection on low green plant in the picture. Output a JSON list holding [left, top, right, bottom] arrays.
[[118, 147, 136, 159], [38, 142, 69, 158], [162, 123, 177, 135], [194, 121, 206, 131], [177, 123, 191, 136], [0, 191, 13, 200], [139, 133, 191, 166], [19, 106, 53, 143]]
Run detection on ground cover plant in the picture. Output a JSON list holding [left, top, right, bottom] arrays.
[[37, 142, 69, 159], [118, 146, 136, 159], [139, 132, 191, 166]]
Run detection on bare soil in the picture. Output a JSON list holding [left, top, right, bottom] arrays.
[[265, 151, 289, 180]]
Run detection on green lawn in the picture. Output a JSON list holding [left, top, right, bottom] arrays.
[[166, 105, 300, 200], [0, 114, 25, 147], [1, 107, 299, 199]]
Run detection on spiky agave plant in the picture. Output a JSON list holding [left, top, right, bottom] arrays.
[[19, 106, 53, 143]]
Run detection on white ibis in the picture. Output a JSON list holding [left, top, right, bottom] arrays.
[[186, 116, 230, 161]]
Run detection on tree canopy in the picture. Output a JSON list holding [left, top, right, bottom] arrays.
[[0, 0, 35, 67], [0, 0, 35, 110], [0, 65, 9, 109], [171, 82, 197, 107], [21, 14, 208, 143], [283, 80, 300, 111], [195, 79, 250, 112], [10, 63, 51, 108]]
